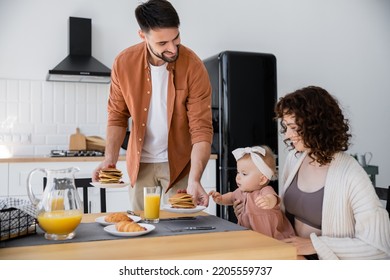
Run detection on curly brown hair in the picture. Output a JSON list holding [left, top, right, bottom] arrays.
[[274, 86, 351, 165]]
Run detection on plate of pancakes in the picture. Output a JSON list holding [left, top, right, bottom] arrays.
[[163, 192, 206, 213], [90, 167, 129, 188], [162, 205, 206, 214], [91, 182, 130, 188]]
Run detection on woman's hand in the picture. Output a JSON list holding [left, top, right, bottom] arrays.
[[233, 199, 244, 217], [255, 194, 277, 209], [282, 236, 317, 256]]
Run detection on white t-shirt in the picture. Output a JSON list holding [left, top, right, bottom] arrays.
[[140, 63, 169, 163]]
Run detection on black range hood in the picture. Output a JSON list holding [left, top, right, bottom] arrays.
[[47, 17, 111, 84]]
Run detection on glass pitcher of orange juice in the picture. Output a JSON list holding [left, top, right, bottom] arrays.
[[27, 167, 83, 240]]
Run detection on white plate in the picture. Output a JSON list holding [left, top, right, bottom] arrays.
[[104, 223, 155, 237], [95, 215, 141, 226], [90, 182, 130, 188], [162, 205, 206, 214]]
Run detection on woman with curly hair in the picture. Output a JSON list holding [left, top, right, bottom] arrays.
[[274, 86, 390, 259]]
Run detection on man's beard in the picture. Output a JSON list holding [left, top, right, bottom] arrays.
[[148, 43, 180, 63]]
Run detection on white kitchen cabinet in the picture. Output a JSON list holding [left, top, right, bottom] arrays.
[[0, 163, 9, 197], [201, 159, 217, 216], [3, 157, 217, 215], [89, 159, 217, 214], [101, 159, 217, 215], [9, 161, 104, 196], [7, 160, 130, 213]]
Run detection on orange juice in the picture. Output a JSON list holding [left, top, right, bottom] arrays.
[[50, 197, 65, 210], [144, 194, 160, 220], [37, 210, 82, 235]]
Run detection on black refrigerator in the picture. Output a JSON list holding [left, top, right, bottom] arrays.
[[203, 51, 278, 222]]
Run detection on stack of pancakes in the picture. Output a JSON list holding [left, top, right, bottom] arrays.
[[99, 168, 123, 184], [168, 193, 196, 209]]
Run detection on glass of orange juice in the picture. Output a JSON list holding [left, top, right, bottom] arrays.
[[143, 186, 161, 223]]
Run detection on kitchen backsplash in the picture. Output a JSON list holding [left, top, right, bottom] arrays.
[[0, 78, 116, 157]]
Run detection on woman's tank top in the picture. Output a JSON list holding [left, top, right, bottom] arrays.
[[284, 173, 324, 230]]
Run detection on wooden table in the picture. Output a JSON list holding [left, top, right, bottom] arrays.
[[0, 211, 297, 260]]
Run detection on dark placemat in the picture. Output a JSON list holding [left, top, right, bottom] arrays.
[[0, 215, 247, 248]]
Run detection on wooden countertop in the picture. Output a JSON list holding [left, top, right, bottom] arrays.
[[0, 154, 217, 163], [0, 211, 296, 260]]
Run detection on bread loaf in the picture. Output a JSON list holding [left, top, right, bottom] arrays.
[[115, 221, 146, 232]]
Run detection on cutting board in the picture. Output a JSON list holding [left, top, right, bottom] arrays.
[[69, 128, 87, 150]]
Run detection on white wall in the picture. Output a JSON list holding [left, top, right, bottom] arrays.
[[0, 0, 389, 187]]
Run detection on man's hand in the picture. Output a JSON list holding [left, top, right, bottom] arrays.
[[92, 161, 116, 182], [187, 141, 211, 207], [93, 125, 125, 181], [187, 181, 209, 207]]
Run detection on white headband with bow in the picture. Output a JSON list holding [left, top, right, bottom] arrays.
[[232, 146, 274, 180]]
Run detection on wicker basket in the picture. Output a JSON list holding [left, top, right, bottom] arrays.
[[0, 207, 37, 241], [86, 136, 106, 152]]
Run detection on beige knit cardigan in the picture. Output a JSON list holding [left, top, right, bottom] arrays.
[[280, 151, 390, 259]]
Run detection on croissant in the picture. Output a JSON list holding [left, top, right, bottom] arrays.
[[116, 221, 146, 232], [105, 213, 133, 223]]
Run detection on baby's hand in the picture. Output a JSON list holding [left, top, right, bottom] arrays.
[[255, 194, 277, 210], [208, 190, 222, 204]]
